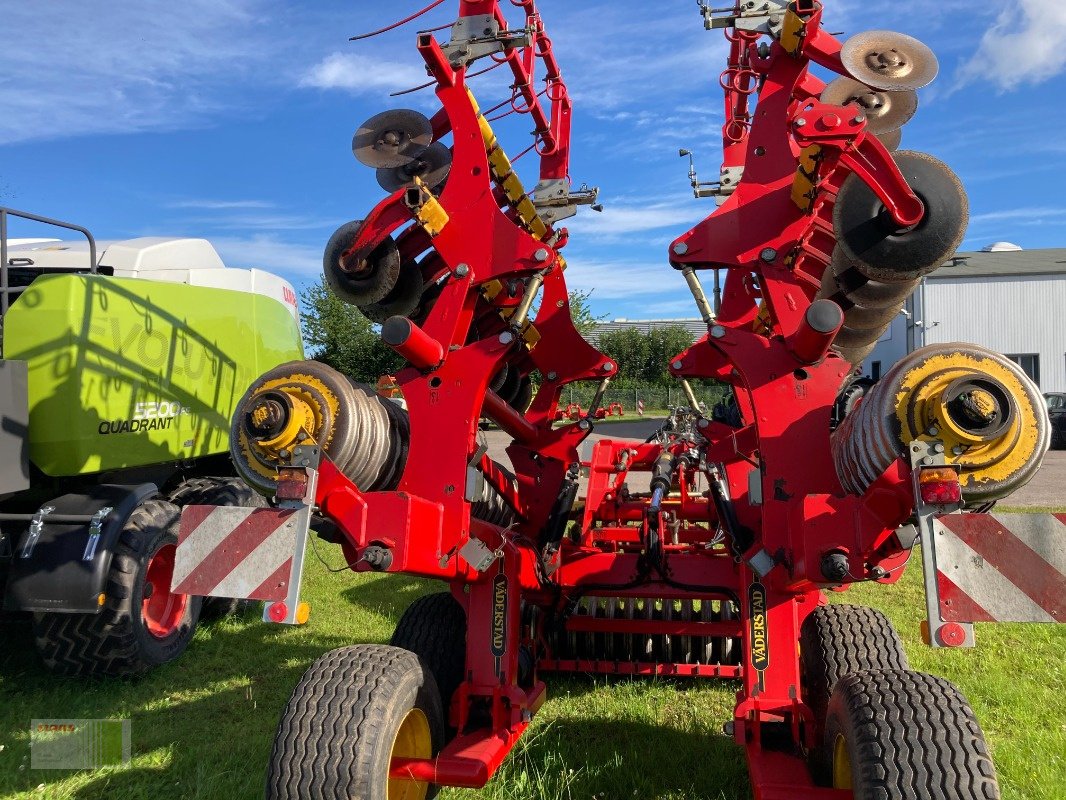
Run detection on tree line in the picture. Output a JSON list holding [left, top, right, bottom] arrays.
[[300, 276, 699, 388]]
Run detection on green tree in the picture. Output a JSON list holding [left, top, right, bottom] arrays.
[[568, 289, 608, 336], [299, 277, 401, 384], [598, 327, 651, 383], [597, 324, 696, 385], [643, 325, 697, 383]]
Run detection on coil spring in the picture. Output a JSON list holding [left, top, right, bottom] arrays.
[[831, 343, 1050, 503], [233, 361, 518, 526]]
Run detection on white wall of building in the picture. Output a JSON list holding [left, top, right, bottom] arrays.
[[863, 314, 908, 382], [865, 274, 1066, 392]]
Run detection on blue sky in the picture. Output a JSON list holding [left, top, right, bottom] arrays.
[[2, 0, 1064, 321]]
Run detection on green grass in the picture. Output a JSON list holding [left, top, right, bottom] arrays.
[[1, 556, 1063, 800]]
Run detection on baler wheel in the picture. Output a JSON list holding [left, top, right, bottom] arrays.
[[265, 644, 445, 800], [826, 669, 1000, 798], [323, 220, 403, 307], [390, 592, 467, 730], [33, 499, 201, 676], [168, 477, 268, 620], [800, 605, 909, 780]]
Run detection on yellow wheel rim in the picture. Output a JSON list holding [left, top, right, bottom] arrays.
[[387, 708, 432, 800], [893, 351, 1042, 491], [832, 734, 853, 790], [236, 372, 339, 484]]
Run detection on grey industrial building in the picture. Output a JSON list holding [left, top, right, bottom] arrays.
[[863, 245, 1066, 392], [585, 318, 708, 345]]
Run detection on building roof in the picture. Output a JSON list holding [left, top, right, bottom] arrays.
[[932, 248, 1066, 280], [586, 318, 708, 344]]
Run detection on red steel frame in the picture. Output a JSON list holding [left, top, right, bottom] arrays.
[[313, 2, 933, 797]]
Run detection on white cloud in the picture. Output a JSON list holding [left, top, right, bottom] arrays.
[[559, 256, 693, 302], [167, 199, 276, 210], [0, 1, 276, 145], [957, 0, 1066, 90], [212, 234, 322, 277], [969, 207, 1066, 224], [299, 53, 428, 94], [565, 198, 706, 242]]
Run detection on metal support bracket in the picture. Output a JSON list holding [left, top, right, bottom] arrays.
[[532, 179, 600, 225], [910, 440, 975, 649], [699, 0, 788, 35], [443, 15, 532, 67], [19, 505, 55, 559], [82, 506, 113, 561]]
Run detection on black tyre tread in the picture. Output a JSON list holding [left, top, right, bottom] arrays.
[[169, 477, 266, 620], [827, 669, 1000, 799], [33, 498, 200, 676], [265, 644, 444, 800], [801, 604, 910, 726], [390, 592, 467, 717]]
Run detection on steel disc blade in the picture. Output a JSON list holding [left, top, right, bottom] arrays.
[[876, 127, 903, 152], [834, 150, 968, 282], [353, 109, 433, 169], [841, 31, 939, 91], [376, 142, 453, 192], [821, 77, 918, 134]]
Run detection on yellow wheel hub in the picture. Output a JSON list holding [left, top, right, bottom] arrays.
[[893, 351, 1042, 492], [235, 372, 340, 484], [387, 708, 432, 800], [832, 734, 853, 790]]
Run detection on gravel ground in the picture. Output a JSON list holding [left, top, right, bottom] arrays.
[[483, 419, 1065, 508]]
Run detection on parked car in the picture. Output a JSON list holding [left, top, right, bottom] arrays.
[[1044, 393, 1066, 448]]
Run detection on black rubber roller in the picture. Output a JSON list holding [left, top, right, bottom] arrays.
[[323, 221, 402, 307], [834, 151, 968, 283], [359, 263, 425, 324], [830, 248, 918, 307], [843, 301, 903, 331]]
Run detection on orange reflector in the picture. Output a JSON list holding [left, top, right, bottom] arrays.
[[296, 602, 311, 625], [276, 468, 310, 501], [919, 467, 958, 484], [918, 466, 962, 505], [97, 593, 106, 607]]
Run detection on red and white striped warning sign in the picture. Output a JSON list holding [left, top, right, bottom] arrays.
[[172, 506, 304, 602], [931, 513, 1066, 624], [637, 400, 645, 417]]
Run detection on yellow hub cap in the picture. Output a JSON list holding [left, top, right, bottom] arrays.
[[235, 372, 339, 484], [832, 734, 853, 790], [387, 708, 432, 800]]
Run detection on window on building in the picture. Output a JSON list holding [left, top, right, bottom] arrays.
[[1006, 354, 1040, 387], [871, 361, 882, 381]]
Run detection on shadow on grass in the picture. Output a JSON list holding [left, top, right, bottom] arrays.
[[338, 571, 441, 623], [448, 717, 750, 800], [0, 614, 359, 799], [1, 578, 750, 800]]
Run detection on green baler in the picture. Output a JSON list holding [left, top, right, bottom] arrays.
[[0, 208, 304, 676]]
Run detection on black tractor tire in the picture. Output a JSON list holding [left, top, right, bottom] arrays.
[[265, 644, 446, 800], [800, 605, 910, 778], [825, 669, 1000, 798], [390, 592, 467, 726], [33, 498, 201, 677], [169, 477, 268, 620]]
